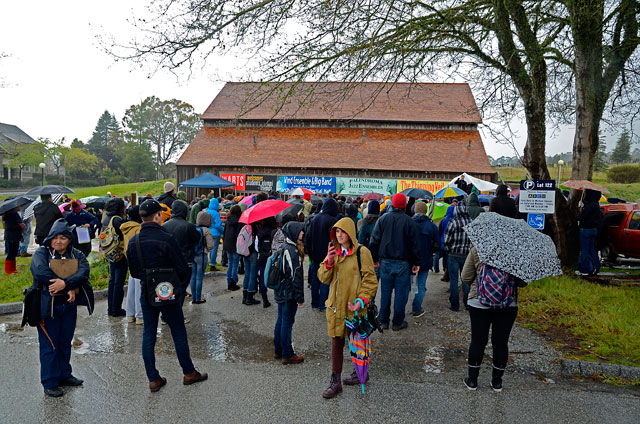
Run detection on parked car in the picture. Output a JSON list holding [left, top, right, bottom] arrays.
[[598, 203, 640, 262]]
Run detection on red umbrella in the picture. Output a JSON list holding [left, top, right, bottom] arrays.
[[239, 199, 292, 224], [361, 192, 384, 201]]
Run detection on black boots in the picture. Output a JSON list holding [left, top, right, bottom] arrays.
[[463, 366, 480, 391], [262, 293, 271, 308], [243, 290, 260, 306], [491, 367, 504, 392]]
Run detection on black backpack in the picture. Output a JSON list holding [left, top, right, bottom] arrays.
[[21, 285, 41, 328], [354, 245, 383, 334]]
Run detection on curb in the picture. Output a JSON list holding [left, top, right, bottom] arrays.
[[561, 359, 640, 381], [0, 288, 109, 316]]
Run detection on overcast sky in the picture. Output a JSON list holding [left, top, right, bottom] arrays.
[[0, 1, 618, 160]]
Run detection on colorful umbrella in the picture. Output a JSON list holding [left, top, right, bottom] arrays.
[[428, 201, 450, 222], [80, 195, 99, 204], [345, 311, 372, 394], [560, 180, 609, 195], [361, 192, 384, 201], [434, 186, 466, 199], [509, 188, 520, 198], [58, 202, 71, 213], [288, 187, 314, 196], [239, 199, 292, 224], [239, 194, 257, 206]]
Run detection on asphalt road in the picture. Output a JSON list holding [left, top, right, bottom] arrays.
[[1, 270, 638, 423]]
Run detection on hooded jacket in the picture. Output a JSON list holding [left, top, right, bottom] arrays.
[[189, 198, 210, 224], [578, 189, 603, 229], [369, 208, 421, 265], [305, 198, 339, 264], [195, 211, 214, 254], [206, 198, 224, 237], [3, 209, 23, 242], [466, 192, 485, 220], [490, 184, 517, 218], [439, 205, 455, 247], [274, 222, 305, 305], [345, 202, 360, 235], [157, 191, 177, 208], [162, 200, 201, 263], [222, 213, 243, 253], [317, 218, 378, 338], [31, 219, 94, 319], [357, 213, 378, 248], [444, 202, 472, 257], [34, 200, 63, 241], [413, 213, 439, 268]]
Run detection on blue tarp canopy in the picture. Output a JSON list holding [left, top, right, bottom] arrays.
[[178, 172, 235, 189]]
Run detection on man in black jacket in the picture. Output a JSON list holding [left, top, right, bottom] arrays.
[[34, 194, 63, 245], [304, 198, 339, 311], [102, 198, 128, 317], [162, 201, 201, 270], [127, 199, 207, 393], [369, 193, 421, 331]]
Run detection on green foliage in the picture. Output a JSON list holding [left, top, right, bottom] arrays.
[[117, 142, 156, 181], [86, 111, 122, 170], [606, 164, 640, 183], [41, 137, 70, 175], [610, 131, 632, 163], [593, 139, 608, 172], [8, 142, 45, 180], [65, 147, 104, 179]]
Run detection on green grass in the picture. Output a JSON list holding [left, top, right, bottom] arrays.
[[518, 275, 640, 367], [0, 254, 110, 304]]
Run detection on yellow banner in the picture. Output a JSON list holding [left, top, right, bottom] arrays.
[[397, 179, 448, 194]]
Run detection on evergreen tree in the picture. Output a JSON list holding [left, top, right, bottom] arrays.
[[593, 139, 608, 171], [610, 131, 632, 163], [86, 111, 122, 171]]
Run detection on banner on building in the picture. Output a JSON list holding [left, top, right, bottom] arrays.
[[220, 173, 246, 191], [276, 176, 336, 194], [245, 174, 278, 192], [335, 178, 397, 196], [396, 179, 448, 194]]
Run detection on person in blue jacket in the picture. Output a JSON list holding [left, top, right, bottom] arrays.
[[206, 198, 224, 271], [64, 200, 99, 258], [30, 218, 94, 397], [411, 201, 439, 317]]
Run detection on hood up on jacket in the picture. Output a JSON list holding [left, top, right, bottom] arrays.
[[496, 184, 509, 197], [43, 218, 75, 247], [171, 200, 188, 219], [120, 220, 141, 239], [282, 221, 304, 244], [105, 198, 125, 216], [176, 191, 187, 201], [330, 217, 359, 250], [321, 198, 339, 217], [196, 210, 212, 227], [345, 202, 359, 219], [207, 198, 220, 212], [453, 201, 470, 220], [584, 188, 602, 203]]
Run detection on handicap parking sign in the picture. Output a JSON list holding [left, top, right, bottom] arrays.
[[527, 213, 545, 230]]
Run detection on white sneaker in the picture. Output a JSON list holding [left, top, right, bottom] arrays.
[[127, 317, 135, 323]]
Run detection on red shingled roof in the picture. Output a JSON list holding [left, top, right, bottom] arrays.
[[177, 127, 493, 174], [202, 82, 482, 124]]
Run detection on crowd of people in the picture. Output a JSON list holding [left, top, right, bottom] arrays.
[[2, 176, 577, 399]]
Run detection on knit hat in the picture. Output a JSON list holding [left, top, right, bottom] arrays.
[[392, 193, 407, 209], [414, 201, 428, 215], [164, 181, 175, 193], [368, 200, 380, 215]]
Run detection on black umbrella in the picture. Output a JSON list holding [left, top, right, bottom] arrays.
[[310, 195, 324, 205], [25, 185, 74, 196], [287, 197, 304, 205], [0, 195, 37, 215], [400, 188, 433, 199], [85, 197, 110, 210], [276, 203, 303, 223]]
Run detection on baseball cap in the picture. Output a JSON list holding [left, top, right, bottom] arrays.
[[139, 199, 168, 217]]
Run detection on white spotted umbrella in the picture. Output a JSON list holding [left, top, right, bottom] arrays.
[[464, 212, 562, 283]]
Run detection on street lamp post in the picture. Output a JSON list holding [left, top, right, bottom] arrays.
[[557, 160, 564, 184], [39, 162, 46, 186]]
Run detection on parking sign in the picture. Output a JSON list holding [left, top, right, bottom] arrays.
[[527, 213, 545, 230], [519, 180, 556, 214]]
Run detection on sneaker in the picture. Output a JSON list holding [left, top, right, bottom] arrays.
[[161, 320, 168, 326], [127, 316, 135, 323], [392, 321, 408, 331], [412, 310, 426, 318], [184, 318, 191, 324], [135, 318, 144, 325]]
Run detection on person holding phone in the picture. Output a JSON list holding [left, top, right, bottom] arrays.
[[317, 218, 378, 399]]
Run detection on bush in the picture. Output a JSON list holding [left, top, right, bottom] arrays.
[[71, 179, 101, 187], [45, 175, 64, 185], [607, 165, 640, 184]]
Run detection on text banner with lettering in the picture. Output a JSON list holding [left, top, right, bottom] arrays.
[[276, 176, 336, 194], [220, 174, 246, 191], [396, 179, 448, 194], [245, 174, 278, 192], [335, 178, 397, 196]]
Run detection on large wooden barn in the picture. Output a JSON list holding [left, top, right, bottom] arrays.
[[176, 82, 494, 198]]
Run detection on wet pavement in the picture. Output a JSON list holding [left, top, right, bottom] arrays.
[[1, 269, 638, 423]]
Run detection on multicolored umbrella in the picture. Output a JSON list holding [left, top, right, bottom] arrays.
[[434, 186, 466, 199], [239, 199, 292, 224], [345, 311, 372, 394], [361, 192, 384, 201], [288, 187, 314, 196], [560, 180, 609, 194], [239, 194, 257, 206]]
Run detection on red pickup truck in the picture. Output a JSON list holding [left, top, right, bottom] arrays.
[[598, 203, 640, 262]]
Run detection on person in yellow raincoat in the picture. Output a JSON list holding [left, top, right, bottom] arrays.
[[317, 218, 378, 399]]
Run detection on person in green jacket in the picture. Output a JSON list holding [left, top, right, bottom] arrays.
[[466, 186, 484, 220], [189, 198, 210, 224]]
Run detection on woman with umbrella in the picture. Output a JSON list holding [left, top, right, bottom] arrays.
[[317, 218, 378, 399], [2, 198, 27, 274], [577, 189, 603, 275]]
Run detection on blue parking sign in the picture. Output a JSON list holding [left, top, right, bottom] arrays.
[[527, 213, 545, 230]]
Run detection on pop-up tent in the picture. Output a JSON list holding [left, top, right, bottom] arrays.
[[446, 172, 498, 192], [178, 172, 235, 189]]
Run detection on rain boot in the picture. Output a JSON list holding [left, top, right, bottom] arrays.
[[463, 366, 480, 391], [8, 260, 19, 274], [322, 372, 342, 399], [491, 366, 504, 392], [242, 290, 247, 305], [246, 292, 261, 305], [261, 292, 271, 308], [4, 260, 11, 275]]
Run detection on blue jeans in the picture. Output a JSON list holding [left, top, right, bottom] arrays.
[[412, 268, 430, 313], [208, 236, 220, 267], [448, 255, 469, 310], [309, 261, 329, 309], [108, 258, 128, 315], [226, 251, 240, 286], [5, 240, 19, 261], [242, 252, 259, 293], [433, 250, 441, 273], [379, 259, 411, 326], [19, 220, 31, 254], [190, 253, 208, 301], [37, 303, 77, 389], [579, 228, 600, 274], [274, 299, 298, 358], [140, 295, 195, 382]]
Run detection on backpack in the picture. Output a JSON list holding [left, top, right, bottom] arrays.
[[99, 216, 124, 262], [160, 203, 171, 224], [21, 285, 41, 328], [476, 263, 515, 309], [236, 224, 253, 257], [358, 222, 374, 248], [194, 227, 205, 256], [265, 248, 294, 292]]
